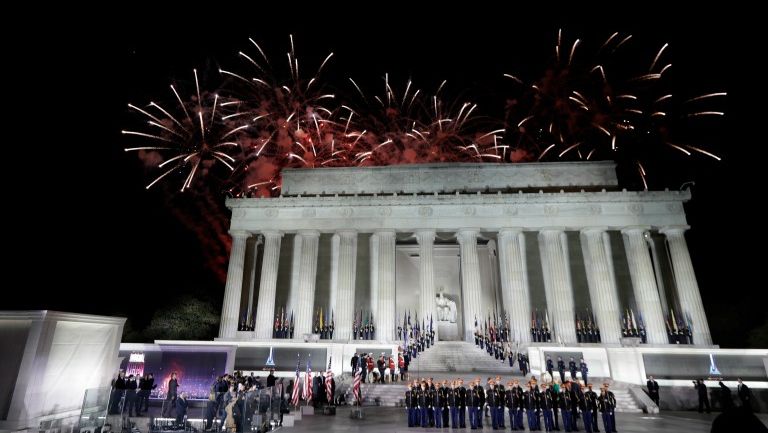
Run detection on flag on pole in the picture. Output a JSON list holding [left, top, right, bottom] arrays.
[[325, 356, 334, 403], [303, 355, 313, 403], [291, 355, 301, 406], [353, 356, 362, 404]]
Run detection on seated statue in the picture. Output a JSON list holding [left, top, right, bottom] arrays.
[[435, 290, 457, 323]]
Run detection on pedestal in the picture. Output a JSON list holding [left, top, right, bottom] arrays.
[[301, 406, 315, 415], [620, 337, 642, 347], [437, 322, 460, 341], [350, 407, 365, 419]]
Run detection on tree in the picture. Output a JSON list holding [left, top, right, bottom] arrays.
[[144, 298, 220, 340]]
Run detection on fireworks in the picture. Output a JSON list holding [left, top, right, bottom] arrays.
[[124, 32, 725, 195], [503, 30, 726, 189], [123, 70, 246, 191]]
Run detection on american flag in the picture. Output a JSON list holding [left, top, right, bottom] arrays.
[[352, 356, 362, 404], [325, 356, 334, 403], [303, 355, 313, 403], [325, 371, 334, 403], [291, 355, 301, 406]]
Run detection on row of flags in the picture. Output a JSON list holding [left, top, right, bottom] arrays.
[[575, 311, 601, 343], [352, 310, 376, 340], [473, 311, 513, 343], [313, 308, 335, 339], [666, 309, 694, 344], [239, 311, 256, 331], [396, 310, 434, 342], [273, 307, 294, 339], [530, 309, 552, 342], [290, 354, 336, 407], [621, 308, 647, 343]]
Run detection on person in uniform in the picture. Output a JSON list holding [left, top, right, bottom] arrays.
[[573, 380, 586, 431], [457, 378, 468, 428], [580, 358, 589, 386], [558, 357, 566, 384], [405, 383, 415, 427], [584, 383, 599, 433], [468, 379, 480, 430], [547, 356, 555, 379], [569, 358, 578, 382], [598, 384, 616, 433], [540, 383, 555, 432], [447, 380, 458, 428], [439, 380, 449, 427], [418, 381, 429, 428], [495, 376, 506, 429], [560, 382, 573, 432], [476, 378, 486, 428], [646, 375, 660, 407]]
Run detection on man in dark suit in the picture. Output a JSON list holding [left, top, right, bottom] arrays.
[[737, 378, 752, 411], [646, 375, 660, 406]]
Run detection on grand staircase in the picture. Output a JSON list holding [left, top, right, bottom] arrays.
[[409, 341, 518, 374], [346, 342, 644, 413]]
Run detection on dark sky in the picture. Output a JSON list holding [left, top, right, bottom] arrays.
[[6, 6, 763, 346]]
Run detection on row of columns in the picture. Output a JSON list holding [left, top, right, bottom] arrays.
[[219, 226, 711, 347]]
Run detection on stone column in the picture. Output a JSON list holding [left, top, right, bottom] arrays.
[[287, 234, 303, 318], [622, 227, 667, 344], [219, 231, 250, 339], [580, 228, 623, 344], [329, 234, 340, 315], [457, 230, 483, 342], [661, 226, 713, 346], [369, 233, 380, 320], [376, 231, 396, 342], [538, 229, 577, 344], [416, 230, 437, 340], [333, 230, 358, 341], [254, 232, 283, 339], [292, 231, 320, 337], [245, 236, 264, 324], [497, 229, 531, 343]]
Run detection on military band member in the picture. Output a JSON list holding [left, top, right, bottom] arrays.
[[532, 381, 542, 430], [584, 383, 599, 433]]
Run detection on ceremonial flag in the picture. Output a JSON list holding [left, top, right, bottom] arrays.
[[325, 356, 334, 403], [353, 356, 362, 404], [291, 355, 301, 406], [303, 355, 313, 403]]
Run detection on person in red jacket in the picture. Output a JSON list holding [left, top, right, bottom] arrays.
[[388, 356, 396, 382]]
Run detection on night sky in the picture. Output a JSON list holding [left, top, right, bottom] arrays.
[[6, 6, 762, 347]]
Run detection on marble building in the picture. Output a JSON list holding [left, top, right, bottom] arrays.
[[217, 161, 711, 348]]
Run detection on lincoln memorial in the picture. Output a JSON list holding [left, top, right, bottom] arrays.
[[217, 161, 711, 348]]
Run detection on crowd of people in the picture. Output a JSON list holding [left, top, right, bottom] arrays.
[[404, 376, 617, 432]]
